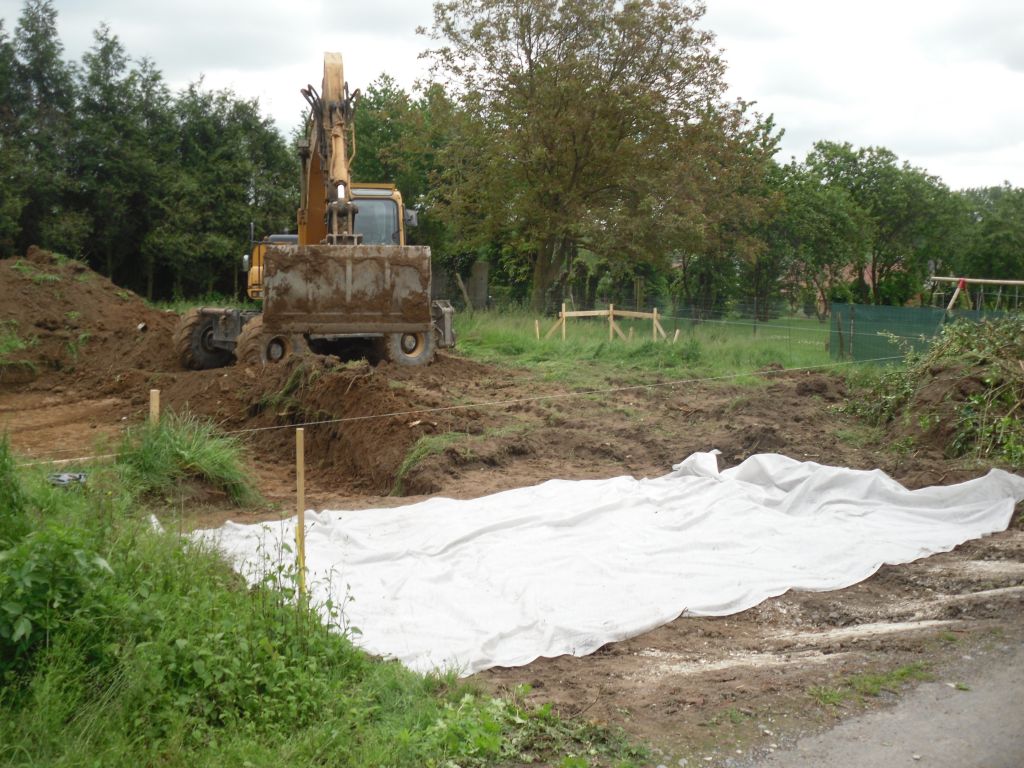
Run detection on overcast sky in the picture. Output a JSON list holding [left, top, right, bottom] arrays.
[[2, 0, 1022, 190]]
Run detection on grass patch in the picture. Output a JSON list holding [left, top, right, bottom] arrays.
[[847, 662, 932, 697], [10, 259, 61, 283], [453, 309, 833, 387], [809, 662, 933, 708], [117, 412, 261, 505], [0, 320, 37, 376], [392, 432, 469, 495], [807, 685, 850, 708], [0, 432, 645, 766]]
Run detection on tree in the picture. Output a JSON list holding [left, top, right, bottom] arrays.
[[0, 20, 26, 255], [767, 158, 871, 319], [806, 142, 954, 305], [12, 0, 76, 254], [424, 0, 730, 311], [958, 184, 1024, 283]]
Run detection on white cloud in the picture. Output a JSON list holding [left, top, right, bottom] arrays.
[[703, 0, 1024, 188]]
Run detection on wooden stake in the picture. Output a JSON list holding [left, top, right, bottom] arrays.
[[149, 389, 160, 424], [296, 428, 306, 601], [608, 304, 614, 341], [672, 328, 681, 343], [534, 319, 540, 340], [652, 307, 658, 341], [561, 303, 566, 341]]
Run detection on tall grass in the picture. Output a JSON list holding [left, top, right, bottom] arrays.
[[453, 308, 833, 386], [117, 413, 260, 505]]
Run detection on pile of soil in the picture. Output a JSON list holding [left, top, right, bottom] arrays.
[[0, 247, 178, 387]]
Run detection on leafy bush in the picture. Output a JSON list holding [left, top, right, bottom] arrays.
[[852, 316, 1024, 467]]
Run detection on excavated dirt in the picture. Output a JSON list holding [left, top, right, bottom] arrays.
[[2, 250, 1022, 766]]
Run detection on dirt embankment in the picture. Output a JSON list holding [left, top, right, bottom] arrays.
[[2, 248, 1022, 766]]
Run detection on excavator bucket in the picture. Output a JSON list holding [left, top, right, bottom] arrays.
[[261, 244, 433, 335]]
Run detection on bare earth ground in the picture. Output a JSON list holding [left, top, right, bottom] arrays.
[[2, 252, 1022, 766]]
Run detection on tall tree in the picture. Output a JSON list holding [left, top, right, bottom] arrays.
[[12, 0, 76, 254], [0, 20, 25, 255], [425, 0, 730, 311]]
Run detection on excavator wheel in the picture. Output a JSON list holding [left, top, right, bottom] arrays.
[[235, 316, 308, 366], [384, 330, 435, 367], [174, 308, 234, 370]]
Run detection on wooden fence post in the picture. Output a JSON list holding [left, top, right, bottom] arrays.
[[561, 303, 567, 341], [608, 304, 614, 341], [149, 389, 160, 424], [296, 428, 306, 601]]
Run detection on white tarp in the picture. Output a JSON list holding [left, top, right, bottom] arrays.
[[196, 452, 1024, 675]]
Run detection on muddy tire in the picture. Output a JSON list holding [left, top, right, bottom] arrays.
[[235, 316, 308, 366], [174, 308, 234, 370], [384, 330, 435, 367]]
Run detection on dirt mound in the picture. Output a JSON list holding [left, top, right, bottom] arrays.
[[154, 354, 501, 495], [0, 247, 178, 387]]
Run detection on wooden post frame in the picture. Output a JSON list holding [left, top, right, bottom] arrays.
[[296, 427, 306, 601]]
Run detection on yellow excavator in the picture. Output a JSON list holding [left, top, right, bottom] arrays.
[[174, 52, 455, 369]]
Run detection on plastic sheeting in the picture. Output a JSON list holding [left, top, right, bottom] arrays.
[[196, 452, 1024, 675]]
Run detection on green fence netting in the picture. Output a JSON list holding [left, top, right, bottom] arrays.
[[830, 303, 1011, 363]]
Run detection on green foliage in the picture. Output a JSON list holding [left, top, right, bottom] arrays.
[[0, 438, 645, 766], [117, 412, 260, 505], [851, 317, 1024, 467]]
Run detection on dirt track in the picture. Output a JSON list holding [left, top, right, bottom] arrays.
[[2, 251, 1022, 765]]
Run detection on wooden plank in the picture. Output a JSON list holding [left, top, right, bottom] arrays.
[[932, 276, 1024, 287], [614, 309, 656, 320], [562, 309, 609, 318], [544, 316, 564, 340]]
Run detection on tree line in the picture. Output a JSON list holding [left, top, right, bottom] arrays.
[[2, 0, 1022, 313]]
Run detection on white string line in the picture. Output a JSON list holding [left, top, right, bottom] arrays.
[[11, 354, 902, 466]]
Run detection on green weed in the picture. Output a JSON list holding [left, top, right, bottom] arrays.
[[10, 259, 60, 283], [0, 321, 37, 376], [807, 685, 849, 708], [846, 662, 932, 697]]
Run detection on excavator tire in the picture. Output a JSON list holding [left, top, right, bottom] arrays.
[[174, 308, 234, 370], [384, 330, 435, 367], [235, 316, 308, 366]]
